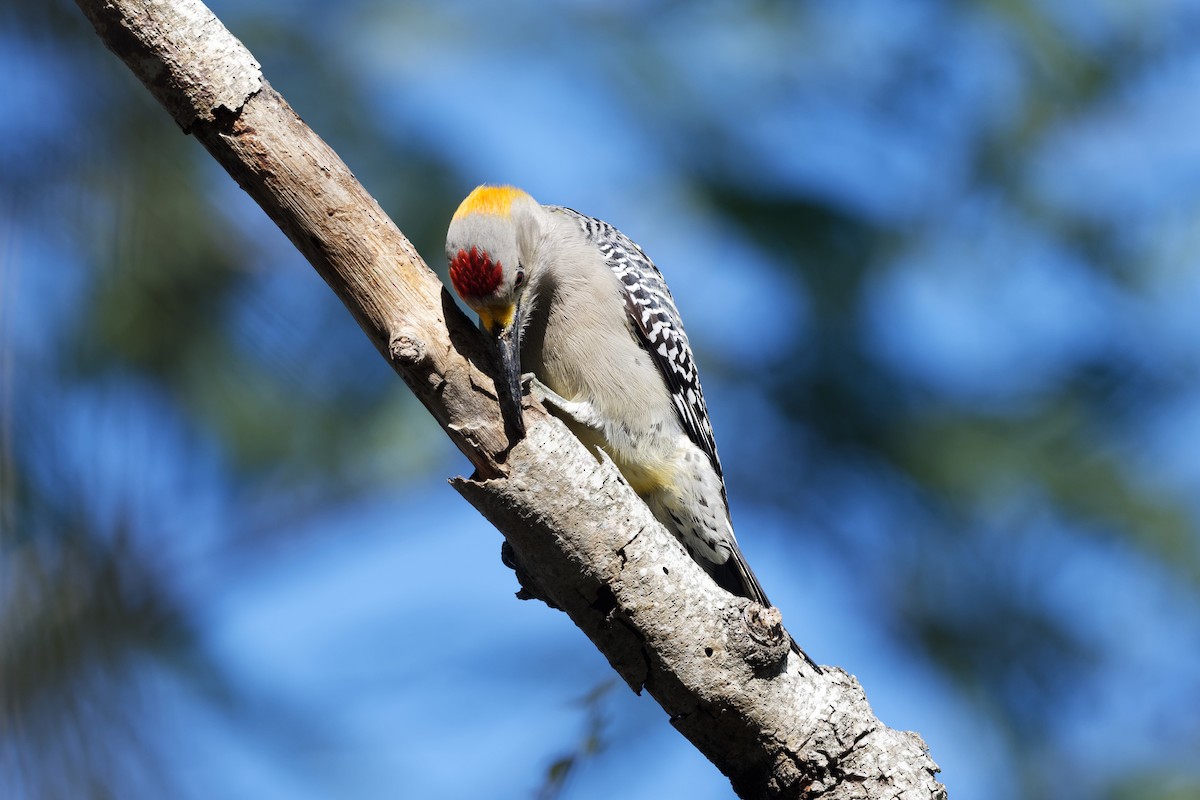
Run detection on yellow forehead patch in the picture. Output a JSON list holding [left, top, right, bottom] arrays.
[[477, 303, 516, 334], [452, 185, 530, 221]]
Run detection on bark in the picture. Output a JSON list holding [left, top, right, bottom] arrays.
[[73, 2, 945, 798]]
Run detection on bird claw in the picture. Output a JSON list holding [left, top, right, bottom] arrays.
[[522, 373, 565, 408], [520, 374, 602, 429]]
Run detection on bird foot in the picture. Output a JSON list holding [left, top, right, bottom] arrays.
[[521, 373, 603, 428]]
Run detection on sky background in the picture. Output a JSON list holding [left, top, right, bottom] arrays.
[[4, 1, 1200, 799]]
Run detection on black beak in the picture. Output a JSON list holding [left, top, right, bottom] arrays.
[[492, 314, 525, 439]]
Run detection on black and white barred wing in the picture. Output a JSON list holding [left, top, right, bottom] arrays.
[[551, 206, 725, 486]]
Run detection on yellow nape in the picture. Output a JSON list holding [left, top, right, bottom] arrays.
[[452, 185, 531, 221]]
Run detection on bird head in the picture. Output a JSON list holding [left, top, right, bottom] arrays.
[[445, 185, 539, 437]]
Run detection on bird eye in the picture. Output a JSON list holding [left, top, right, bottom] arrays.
[[514, 269, 526, 288]]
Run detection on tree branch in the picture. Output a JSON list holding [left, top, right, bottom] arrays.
[[73, 2, 944, 797]]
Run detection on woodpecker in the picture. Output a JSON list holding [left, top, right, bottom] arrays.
[[446, 185, 798, 648]]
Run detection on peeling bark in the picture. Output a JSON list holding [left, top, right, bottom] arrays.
[[72, 2, 945, 797]]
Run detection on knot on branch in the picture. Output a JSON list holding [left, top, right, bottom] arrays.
[[389, 329, 427, 366], [739, 602, 789, 669]]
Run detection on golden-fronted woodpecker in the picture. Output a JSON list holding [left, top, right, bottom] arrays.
[[445, 185, 796, 639]]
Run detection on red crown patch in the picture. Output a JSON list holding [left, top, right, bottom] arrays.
[[449, 246, 503, 299]]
